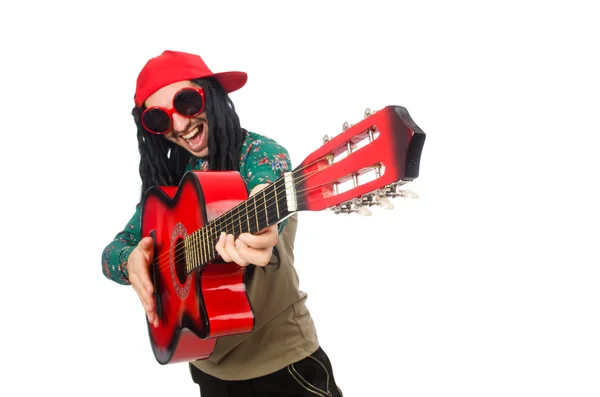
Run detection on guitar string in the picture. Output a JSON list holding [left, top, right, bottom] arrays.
[[149, 156, 332, 270], [150, 161, 338, 273], [151, 159, 385, 274], [148, 120, 385, 269], [151, 173, 334, 274], [153, 178, 362, 276], [159, 177, 391, 278]]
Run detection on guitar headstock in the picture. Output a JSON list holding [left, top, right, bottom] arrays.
[[292, 105, 426, 215]]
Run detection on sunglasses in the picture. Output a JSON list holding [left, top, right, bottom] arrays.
[[141, 87, 206, 134]]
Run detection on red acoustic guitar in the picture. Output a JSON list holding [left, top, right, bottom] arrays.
[[140, 105, 426, 364]]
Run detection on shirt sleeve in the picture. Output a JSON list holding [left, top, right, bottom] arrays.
[[239, 134, 293, 233], [101, 204, 142, 285], [240, 136, 292, 193]]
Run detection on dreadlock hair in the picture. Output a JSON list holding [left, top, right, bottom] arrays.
[[131, 77, 246, 199], [131, 77, 281, 272]]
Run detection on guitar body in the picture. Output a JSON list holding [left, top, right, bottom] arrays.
[[134, 105, 426, 365], [140, 171, 255, 365]]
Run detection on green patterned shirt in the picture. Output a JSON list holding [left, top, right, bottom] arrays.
[[101, 130, 292, 285]]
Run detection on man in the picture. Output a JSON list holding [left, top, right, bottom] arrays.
[[101, 50, 343, 397]]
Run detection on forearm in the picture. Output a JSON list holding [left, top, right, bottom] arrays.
[[102, 205, 142, 285], [101, 237, 135, 285]]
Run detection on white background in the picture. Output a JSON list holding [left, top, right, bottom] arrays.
[[1, 0, 599, 396]]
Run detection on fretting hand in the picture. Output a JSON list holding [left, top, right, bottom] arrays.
[[215, 183, 278, 267]]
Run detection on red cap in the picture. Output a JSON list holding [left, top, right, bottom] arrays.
[[134, 50, 247, 107]]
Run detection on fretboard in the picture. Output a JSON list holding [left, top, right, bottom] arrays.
[[183, 173, 295, 274]]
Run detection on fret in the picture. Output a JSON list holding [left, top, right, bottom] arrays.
[[274, 182, 280, 218], [199, 229, 205, 270], [193, 236, 198, 272], [183, 175, 297, 272], [208, 224, 214, 261], [217, 218, 223, 257], [215, 218, 222, 243], [237, 203, 242, 236], [195, 230, 200, 268], [263, 189, 270, 226], [214, 224, 218, 258], [199, 229, 204, 268], [261, 190, 268, 230], [253, 194, 258, 232], [231, 203, 236, 233], [193, 234, 198, 272], [204, 227, 209, 265], [184, 236, 191, 273], [209, 226, 214, 263], [196, 232, 200, 269], [244, 200, 249, 233], [212, 223, 218, 259], [213, 222, 218, 258], [188, 233, 193, 272], [191, 234, 196, 272], [265, 193, 269, 229], [196, 229, 204, 268], [199, 229, 205, 267], [230, 208, 236, 235], [218, 213, 226, 237]]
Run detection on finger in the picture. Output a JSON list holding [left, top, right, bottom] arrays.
[[249, 183, 270, 196], [131, 278, 156, 324], [139, 272, 154, 295], [238, 225, 278, 249], [130, 273, 154, 310], [131, 280, 144, 306], [132, 240, 155, 294], [215, 232, 233, 262], [140, 290, 157, 324], [147, 311, 156, 326], [129, 269, 159, 330], [137, 237, 155, 261], [236, 240, 273, 267], [222, 234, 248, 267], [133, 266, 154, 295]]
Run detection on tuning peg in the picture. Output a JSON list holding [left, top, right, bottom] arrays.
[[322, 135, 330, 144], [357, 191, 393, 210], [357, 207, 372, 216], [351, 198, 372, 216], [359, 193, 376, 207], [383, 182, 419, 199], [397, 190, 419, 199], [378, 196, 394, 210], [342, 121, 350, 131], [330, 198, 372, 216], [364, 107, 382, 118], [331, 201, 349, 214]]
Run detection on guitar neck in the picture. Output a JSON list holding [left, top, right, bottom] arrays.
[[184, 173, 296, 274]]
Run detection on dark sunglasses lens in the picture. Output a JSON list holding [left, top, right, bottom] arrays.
[[143, 108, 171, 133], [174, 89, 204, 116]]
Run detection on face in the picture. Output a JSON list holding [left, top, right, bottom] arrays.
[[144, 80, 209, 157]]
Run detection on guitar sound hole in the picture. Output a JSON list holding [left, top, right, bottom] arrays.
[[174, 238, 187, 284]]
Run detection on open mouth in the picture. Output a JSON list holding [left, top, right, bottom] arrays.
[[181, 123, 206, 152]]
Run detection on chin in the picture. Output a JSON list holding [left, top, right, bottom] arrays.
[[190, 147, 209, 158]]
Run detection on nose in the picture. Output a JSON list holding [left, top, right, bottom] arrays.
[[172, 113, 190, 133]]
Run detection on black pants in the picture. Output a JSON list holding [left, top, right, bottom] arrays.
[[190, 346, 343, 397]]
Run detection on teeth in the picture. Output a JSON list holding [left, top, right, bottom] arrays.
[[183, 126, 199, 140]]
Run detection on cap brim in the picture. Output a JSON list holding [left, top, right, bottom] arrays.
[[212, 71, 248, 93]]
